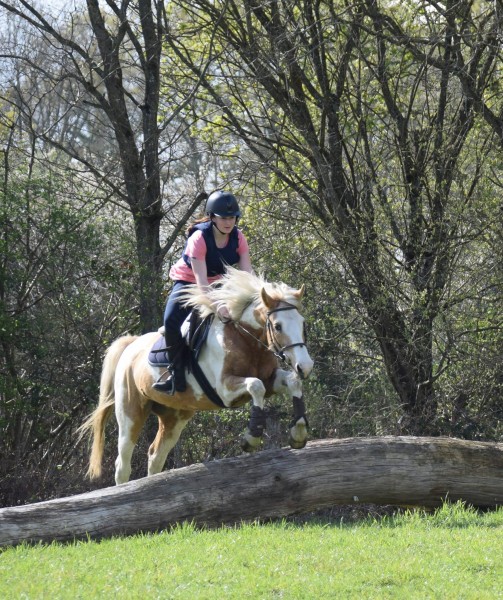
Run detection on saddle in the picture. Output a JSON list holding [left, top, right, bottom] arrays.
[[147, 311, 213, 367], [148, 311, 225, 407]]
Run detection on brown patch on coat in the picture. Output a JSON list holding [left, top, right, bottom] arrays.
[[135, 351, 220, 412], [148, 407, 195, 457], [220, 317, 279, 398], [115, 360, 152, 444]]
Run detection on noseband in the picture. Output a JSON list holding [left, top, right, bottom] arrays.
[[265, 305, 307, 363], [226, 303, 306, 364]]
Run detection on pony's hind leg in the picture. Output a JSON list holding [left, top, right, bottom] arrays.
[[115, 425, 136, 485], [115, 389, 150, 485], [148, 406, 194, 476]]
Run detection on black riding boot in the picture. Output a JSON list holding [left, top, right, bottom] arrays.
[[152, 336, 187, 394]]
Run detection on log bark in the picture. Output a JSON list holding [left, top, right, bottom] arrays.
[[1, 436, 502, 546]]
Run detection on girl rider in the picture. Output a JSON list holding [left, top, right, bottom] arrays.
[[153, 190, 254, 394]]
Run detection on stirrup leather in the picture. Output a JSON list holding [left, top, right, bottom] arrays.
[[152, 369, 176, 395]]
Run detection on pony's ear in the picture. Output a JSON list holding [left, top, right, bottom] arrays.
[[294, 284, 305, 300], [261, 287, 275, 309]]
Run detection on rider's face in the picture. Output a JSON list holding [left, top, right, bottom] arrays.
[[212, 215, 237, 233]]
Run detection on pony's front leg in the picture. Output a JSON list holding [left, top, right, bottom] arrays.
[[242, 401, 268, 452], [289, 395, 308, 449], [222, 375, 267, 452], [241, 377, 268, 452], [273, 369, 309, 449]]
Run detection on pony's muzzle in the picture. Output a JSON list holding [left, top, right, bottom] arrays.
[[295, 358, 314, 380]]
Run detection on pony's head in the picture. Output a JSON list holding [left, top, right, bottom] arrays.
[[181, 267, 313, 379]]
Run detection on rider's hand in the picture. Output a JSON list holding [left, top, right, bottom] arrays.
[[217, 305, 230, 320]]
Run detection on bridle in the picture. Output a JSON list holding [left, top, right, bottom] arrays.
[[229, 303, 306, 365], [265, 305, 307, 363]]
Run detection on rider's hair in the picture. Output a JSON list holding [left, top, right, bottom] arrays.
[[185, 216, 210, 236]]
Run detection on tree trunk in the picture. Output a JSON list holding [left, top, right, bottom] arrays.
[[346, 240, 438, 434], [87, 0, 165, 332], [134, 213, 164, 332], [1, 436, 501, 546]]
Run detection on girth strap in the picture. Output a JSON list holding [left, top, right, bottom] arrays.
[[187, 350, 226, 408]]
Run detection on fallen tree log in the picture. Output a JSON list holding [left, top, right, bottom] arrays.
[[1, 436, 502, 546]]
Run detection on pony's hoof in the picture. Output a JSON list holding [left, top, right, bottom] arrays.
[[289, 416, 308, 449], [240, 432, 262, 452], [288, 436, 307, 449]]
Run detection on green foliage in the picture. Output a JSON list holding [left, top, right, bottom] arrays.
[[2, 0, 503, 506], [163, 0, 503, 437], [240, 191, 401, 439], [0, 169, 138, 504]]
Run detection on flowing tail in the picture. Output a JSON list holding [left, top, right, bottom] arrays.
[[78, 335, 138, 479]]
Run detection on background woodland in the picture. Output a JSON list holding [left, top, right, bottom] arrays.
[[0, 0, 501, 506]]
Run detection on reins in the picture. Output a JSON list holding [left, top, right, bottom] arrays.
[[226, 303, 306, 365]]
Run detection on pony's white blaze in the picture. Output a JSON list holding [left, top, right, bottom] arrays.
[[289, 344, 314, 380], [274, 310, 313, 379], [79, 267, 314, 485], [242, 299, 313, 379]]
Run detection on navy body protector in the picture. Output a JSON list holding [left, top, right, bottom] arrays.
[[149, 221, 240, 407], [182, 220, 239, 276]]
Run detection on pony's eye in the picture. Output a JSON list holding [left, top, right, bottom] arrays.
[[274, 323, 282, 332]]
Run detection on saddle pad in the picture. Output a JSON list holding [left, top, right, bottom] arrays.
[[148, 336, 170, 367], [149, 313, 214, 368], [147, 314, 226, 408]]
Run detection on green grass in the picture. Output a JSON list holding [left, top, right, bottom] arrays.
[[1, 502, 501, 599]]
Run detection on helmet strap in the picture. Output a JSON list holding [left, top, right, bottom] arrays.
[[211, 216, 238, 236], [212, 221, 227, 236]]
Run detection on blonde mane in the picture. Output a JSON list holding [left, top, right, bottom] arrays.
[[179, 266, 303, 320]]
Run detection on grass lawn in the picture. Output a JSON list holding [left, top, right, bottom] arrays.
[[0, 502, 501, 599]]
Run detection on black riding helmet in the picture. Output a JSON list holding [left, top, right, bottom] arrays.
[[205, 190, 241, 218]]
